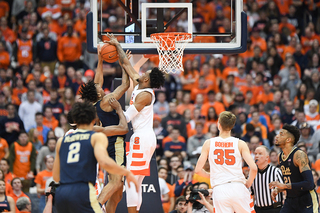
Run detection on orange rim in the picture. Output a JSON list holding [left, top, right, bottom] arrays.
[[150, 32, 192, 41]]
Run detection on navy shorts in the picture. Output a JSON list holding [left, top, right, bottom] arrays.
[[55, 182, 101, 213], [107, 136, 126, 167], [280, 190, 319, 213]]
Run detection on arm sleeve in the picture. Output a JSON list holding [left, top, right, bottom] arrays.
[[174, 181, 186, 197], [291, 170, 314, 191], [124, 105, 139, 123]]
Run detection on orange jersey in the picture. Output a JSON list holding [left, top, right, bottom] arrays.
[[16, 39, 33, 66], [57, 35, 82, 62], [222, 67, 239, 80], [43, 117, 59, 130], [176, 104, 195, 118], [8, 191, 29, 213], [5, 182, 12, 195], [4, 172, 14, 185], [12, 142, 33, 179], [0, 138, 8, 160], [25, 73, 47, 84], [201, 102, 226, 117], [0, 1, 9, 18], [1, 27, 16, 44], [74, 19, 87, 42], [180, 71, 199, 91], [162, 183, 174, 213], [0, 50, 10, 69], [35, 170, 53, 191], [12, 87, 28, 101]]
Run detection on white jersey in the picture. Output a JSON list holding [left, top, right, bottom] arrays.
[[64, 128, 77, 136], [129, 85, 155, 132], [209, 136, 246, 188]]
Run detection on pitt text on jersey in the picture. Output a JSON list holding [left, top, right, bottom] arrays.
[[280, 165, 292, 175]]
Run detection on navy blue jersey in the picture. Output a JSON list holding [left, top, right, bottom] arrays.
[[94, 100, 126, 143], [279, 147, 313, 198], [59, 130, 97, 185], [0, 196, 10, 212]]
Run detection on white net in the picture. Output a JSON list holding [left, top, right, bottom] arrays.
[[150, 33, 192, 74]]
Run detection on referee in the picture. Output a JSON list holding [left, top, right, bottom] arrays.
[[251, 146, 284, 213]]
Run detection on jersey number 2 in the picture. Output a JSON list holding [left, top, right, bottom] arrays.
[[214, 149, 236, 165], [67, 142, 81, 163]]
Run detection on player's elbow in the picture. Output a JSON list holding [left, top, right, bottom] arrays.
[[250, 164, 258, 174]]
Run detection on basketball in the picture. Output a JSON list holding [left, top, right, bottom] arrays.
[[100, 43, 119, 63]]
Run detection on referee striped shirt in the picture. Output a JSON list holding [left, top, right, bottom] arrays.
[[250, 164, 284, 207]]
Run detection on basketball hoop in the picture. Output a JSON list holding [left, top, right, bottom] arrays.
[[150, 32, 192, 74]]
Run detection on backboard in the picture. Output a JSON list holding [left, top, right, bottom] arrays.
[[87, 0, 247, 55]]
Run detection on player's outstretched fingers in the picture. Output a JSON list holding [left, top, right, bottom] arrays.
[[126, 50, 132, 60]]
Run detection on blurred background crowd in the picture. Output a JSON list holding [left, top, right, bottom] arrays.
[[1, 0, 320, 212]]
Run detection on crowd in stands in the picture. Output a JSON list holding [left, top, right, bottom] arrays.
[[0, 0, 320, 212]]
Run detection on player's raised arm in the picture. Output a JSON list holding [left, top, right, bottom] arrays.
[[94, 44, 104, 88], [92, 132, 138, 191], [105, 33, 140, 86], [52, 137, 63, 183], [239, 140, 257, 188], [93, 97, 128, 135], [195, 140, 210, 178]]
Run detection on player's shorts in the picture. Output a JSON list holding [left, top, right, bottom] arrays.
[[127, 130, 156, 176], [55, 182, 102, 213], [212, 182, 255, 213], [107, 136, 126, 167], [281, 190, 319, 213]]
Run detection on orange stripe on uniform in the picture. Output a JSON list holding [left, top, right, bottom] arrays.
[[251, 210, 256, 213], [250, 202, 254, 208], [131, 161, 146, 166], [132, 153, 144, 158], [133, 145, 140, 150], [131, 168, 150, 176]]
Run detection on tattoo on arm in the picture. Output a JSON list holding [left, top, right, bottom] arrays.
[[294, 150, 310, 172], [116, 44, 127, 65], [284, 184, 292, 189]]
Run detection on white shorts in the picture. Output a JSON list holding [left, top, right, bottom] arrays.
[[212, 182, 254, 213], [126, 130, 156, 176]]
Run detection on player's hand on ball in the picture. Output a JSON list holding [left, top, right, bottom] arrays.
[[97, 44, 103, 59], [126, 171, 139, 192], [104, 33, 119, 46], [109, 97, 121, 111]]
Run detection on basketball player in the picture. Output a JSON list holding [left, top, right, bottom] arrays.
[[52, 101, 138, 213], [105, 33, 166, 213], [80, 44, 130, 212], [195, 111, 257, 213], [269, 124, 319, 213]]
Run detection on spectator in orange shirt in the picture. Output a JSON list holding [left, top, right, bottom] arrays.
[[158, 167, 175, 213], [190, 76, 210, 102], [52, 64, 73, 95], [256, 82, 274, 104], [180, 60, 198, 92], [201, 90, 225, 117], [13, 27, 35, 67], [0, 137, 8, 160], [42, 106, 59, 130], [0, 17, 16, 44], [164, 128, 187, 159], [176, 92, 195, 117], [41, 0, 62, 21], [13, 78, 28, 102], [198, 62, 218, 93], [0, 159, 14, 185], [250, 27, 267, 53], [0, 179, 15, 213], [221, 82, 234, 108], [8, 177, 30, 213], [301, 27, 320, 53], [73, 9, 87, 42], [222, 56, 239, 80], [57, 0, 76, 18], [0, 0, 9, 18], [8, 131, 36, 193], [0, 41, 9, 69], [57, 20, 82, 69], [43, 89, 64, 119], [35, 155, 53, 213]]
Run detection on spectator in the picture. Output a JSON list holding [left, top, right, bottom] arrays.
[[18, 90, 42, 131], [187, 123, 208, 164], [248, 136, 261, 159], [154, 115, 166, 160], [264, 90, 284, 116], [174, 166, 197, 197], [281, 100, 295, 124], [164, 128, 187, 159], [16, 196, 32, 213], [306, 129, 320, 161], [0, 179, 15, 213], [42, 106, 59, 131], [305, 99, 320, 128], [268, 118, 282, 147], [61, 87, 74, 115], [41, 0, 62, 20], [159, 167, 175, 213], [0, 159, 14, 185], [21, 80, 44, 105], [0, 41, 9, 69], [57, 20, 82, 69], [8, 177, 30, 213], [0, 136, 8, 160], [0, 103, 24, 146], [269, 149, 279, 167], [9, 131, 36, 193], [27, 112, 50, 145], [169, 196, 187, 213], [0, 17, 16, 44], [54, 113, 70, 138], [36, 138, 56, 173], [35, 155, 53, 213], [201, 90, 225, 117], [12, 27, 36, 67], [52, 64, 73, 93], [162, 102, 187, 140], [158, 167, 170, 212], [154, 91, 170, 119], [291, 110, 306, 129], [298, 122, 313, 146], [36, 28, 57, 72], [166, 155, 182, 185], [27, 128, 42, 151], [43, 89, 64, 120], [176, 92, 195, 118]]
